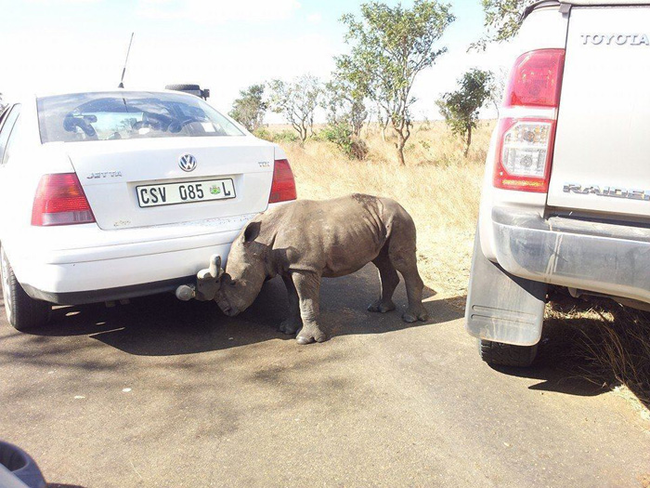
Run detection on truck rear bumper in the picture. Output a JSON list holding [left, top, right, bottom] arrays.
[[492, 207, 650, 305]]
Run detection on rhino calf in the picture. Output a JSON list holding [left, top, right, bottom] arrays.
[[215, 194, 428, 344]]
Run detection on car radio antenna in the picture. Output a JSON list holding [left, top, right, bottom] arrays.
[[118, 32, 135, 89]]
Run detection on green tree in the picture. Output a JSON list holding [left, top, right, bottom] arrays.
[[320, 122, 369, 160], [327, 55, 371, 137], [229, 84, 267, 132], [437, 68, 493, 157], [474, 0, 536, 49], [324, 80, 368, 138], [322, 80, 369, 160], [340, 0, 455, 165], [268, 75, 323, 144]]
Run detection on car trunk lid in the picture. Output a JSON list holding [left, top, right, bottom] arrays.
[[65, 137, 274, 230]]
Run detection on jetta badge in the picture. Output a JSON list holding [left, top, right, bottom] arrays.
[[179, 154, 197, 172]]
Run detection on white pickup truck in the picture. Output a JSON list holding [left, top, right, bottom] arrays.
[[465, 0, 650, 366]]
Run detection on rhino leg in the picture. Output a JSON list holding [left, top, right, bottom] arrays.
[[279, 274, 302, 335], [291, 271, 327, 345], [367, 246, 399, 313], [389, 234, 428, 324]]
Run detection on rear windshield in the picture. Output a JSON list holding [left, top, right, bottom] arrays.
[[37, 91, 244, 143]]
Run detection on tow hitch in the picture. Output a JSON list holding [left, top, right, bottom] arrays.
[[175, 255, 224, 302]]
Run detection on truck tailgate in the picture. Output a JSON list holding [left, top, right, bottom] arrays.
[[547, 6, 650, 219]]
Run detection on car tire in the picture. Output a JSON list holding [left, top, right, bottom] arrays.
[[1, 248, 51, 332], [0, 440, 47, 488], [478, 339, 538, 367]]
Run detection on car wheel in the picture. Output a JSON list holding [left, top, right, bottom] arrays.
[[478, 339, 538, 367], [1, 248, 51, 331], [0, 440, 48, 488]]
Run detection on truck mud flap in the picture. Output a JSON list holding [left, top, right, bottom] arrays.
[[465, 227, 547, 346]]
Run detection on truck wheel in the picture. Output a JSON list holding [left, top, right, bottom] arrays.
[[1, 248, 51, 331], [478, 339, 538, 367]]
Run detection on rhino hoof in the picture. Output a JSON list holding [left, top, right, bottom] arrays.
[[402, 308, 429, 323], [367, 300, 396, 313], [279, 318, 301, 335], [296, 328, 327, 345]]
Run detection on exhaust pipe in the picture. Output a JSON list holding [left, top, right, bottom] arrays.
[[175, 284, 196, 301], [175, 255, 224, 302]]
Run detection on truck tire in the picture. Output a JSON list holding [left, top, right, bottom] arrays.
[[1, 248, 51, 332], [478, 339, 538, 367]]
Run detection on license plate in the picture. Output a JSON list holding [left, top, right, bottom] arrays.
[[136, 178, 236, 208]]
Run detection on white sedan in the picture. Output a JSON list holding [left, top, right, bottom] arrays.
[[0, 89, 296, 331]]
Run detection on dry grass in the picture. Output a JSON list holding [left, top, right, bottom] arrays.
[[275, 120, 493, 299], [544, 297, 650, 411]]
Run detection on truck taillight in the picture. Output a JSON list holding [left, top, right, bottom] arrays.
[[495, 49, 565, 192], [504, 49, 565, 108], [269, 159, 297, 203], [494, 119, 556, 192], [31, 173, 95, 226]]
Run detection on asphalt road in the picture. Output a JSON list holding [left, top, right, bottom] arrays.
[[1, 265, 649, 487]]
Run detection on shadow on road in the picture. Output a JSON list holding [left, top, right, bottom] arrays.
[[13, 269, 462, 357], [489, 364, 607, 398], [486, 301, 650, 404], [485, 312, 611, 398], [7, 266, 640, 406]]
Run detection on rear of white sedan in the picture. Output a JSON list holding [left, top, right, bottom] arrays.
[[0, 90, 296, 331]]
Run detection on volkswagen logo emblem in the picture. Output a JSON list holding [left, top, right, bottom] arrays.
[[179, 154, 197, 172]]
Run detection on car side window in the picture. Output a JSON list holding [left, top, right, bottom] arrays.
[[0, 105, 22, 166]]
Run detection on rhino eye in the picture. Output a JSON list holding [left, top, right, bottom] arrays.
[[229, 280, 237, 287]]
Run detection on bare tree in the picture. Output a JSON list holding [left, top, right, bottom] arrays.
[[487, 67, 509, 118], [268, 75, 323, 143], [374, 103, 391, 142]]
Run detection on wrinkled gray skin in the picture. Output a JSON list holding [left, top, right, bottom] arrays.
[[215, 194, 428, 344]]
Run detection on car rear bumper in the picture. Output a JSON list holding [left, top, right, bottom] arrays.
[[22, 276, 194, 305], [8, 215, 252, 304], [491, 207, 650, 305], [17, 236, 237, 304]]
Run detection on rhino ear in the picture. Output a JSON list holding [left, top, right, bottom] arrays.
[[243, 221, 261, 244]]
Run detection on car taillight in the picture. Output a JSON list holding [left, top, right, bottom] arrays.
[[495, 49, 565, 192], [269, 159, 297, 203], [31, 173, 95, 226]]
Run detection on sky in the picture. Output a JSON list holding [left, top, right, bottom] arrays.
[[0, 0, 516, 121]]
